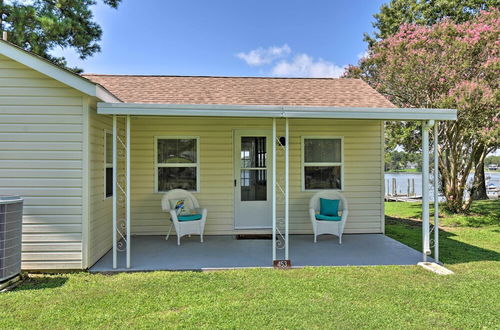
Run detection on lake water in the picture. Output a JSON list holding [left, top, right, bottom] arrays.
[[384, 172, 500, 200]]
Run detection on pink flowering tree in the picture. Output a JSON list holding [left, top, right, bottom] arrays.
[[344, 10, 499, 212]]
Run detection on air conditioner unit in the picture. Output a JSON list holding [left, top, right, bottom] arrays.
[[0, 196, 23, 283]]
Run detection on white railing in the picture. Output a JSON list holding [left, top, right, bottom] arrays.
[[272, 118, 289, 262], [112, 115, 131, 269]]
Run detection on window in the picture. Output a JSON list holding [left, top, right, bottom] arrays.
[[155, 137, 199, 192], [302, 137, 343, 190], [104, 131, 113, 198]]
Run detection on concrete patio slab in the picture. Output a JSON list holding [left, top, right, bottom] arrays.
[[90, 234, 425, 272]]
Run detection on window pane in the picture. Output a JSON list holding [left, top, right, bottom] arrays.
[[241, 137, 266, 168], [304, 166, 341, 190], [241, 169, 267, 201], [105, 167, 113, 197], [158, 167, 197, 191], [158, 139, 197, 164], [304, 139, 341, 163], [105, 132, 113, 164]]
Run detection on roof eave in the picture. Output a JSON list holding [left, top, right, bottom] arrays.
[[97, 102, 457, 121], [0, 40, 121, 103], [95, 85, 121, 103]]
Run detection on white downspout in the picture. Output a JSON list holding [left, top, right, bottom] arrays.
[[422, 120, 434, 261], [126, 115, 131, 269], [272, 118, 277, 261], [433, 122, 439, 263], [112, 115, 117, 269]]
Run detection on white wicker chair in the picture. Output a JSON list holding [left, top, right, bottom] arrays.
[[308, 191, 348, 244], [161, 189, 207, 246]]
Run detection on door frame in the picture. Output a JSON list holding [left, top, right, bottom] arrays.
[[232, 128, 273, 230]]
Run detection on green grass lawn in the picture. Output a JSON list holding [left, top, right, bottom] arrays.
[[385, 199, 500, 227], [385, 200, 499, 266], [1, 201, 499, 329]]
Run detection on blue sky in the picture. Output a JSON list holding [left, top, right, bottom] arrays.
[[55, 0, 387, 77]]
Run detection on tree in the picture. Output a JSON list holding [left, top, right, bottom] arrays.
[[360, 0, 499, 200], [0, 0, 121, 72], [365, 0, 500, 46], [385, 150, 422, 172], [345, 10, 500, 213], [485, 155, 500, 166]]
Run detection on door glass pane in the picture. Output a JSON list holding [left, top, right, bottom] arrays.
[[241, 137, 266, 168], [158, 139, 197, 164], [304, 139, 341, 163], [241, 169, 267, 201], [304, 166, 341, 190], [158, 167, 197, 191]]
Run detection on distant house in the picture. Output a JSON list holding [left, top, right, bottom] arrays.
[[0, 40, 457, 271], [406, 162, 418, 170]]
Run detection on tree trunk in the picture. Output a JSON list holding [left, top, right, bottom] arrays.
[[440, 122, 479, 214], [471, 145, 489, 200], [471, 161, 488, 200]]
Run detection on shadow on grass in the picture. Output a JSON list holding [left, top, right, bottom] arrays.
[[386, 216, 500, 265], [13, 275, 68, 291], [386, 200, 500, 227]]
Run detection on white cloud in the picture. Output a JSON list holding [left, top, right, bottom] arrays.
[[271, 54, 345, 78], [237, 45, 346, 78], [236, 44, 291, 66]]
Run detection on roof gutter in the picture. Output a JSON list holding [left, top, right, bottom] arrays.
[[97, 102, 457, 121]]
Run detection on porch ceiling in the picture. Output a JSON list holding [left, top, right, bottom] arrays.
[[97, 102, 457, 121]]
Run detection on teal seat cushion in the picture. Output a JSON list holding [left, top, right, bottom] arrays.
[[178, 214, 202, 221], [315, 214, 342, 221], [320, 198, 340, 216]]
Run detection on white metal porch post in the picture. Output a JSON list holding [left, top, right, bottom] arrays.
[[126, 115, 131, 268], [285, 118, 289, 260], [422, 120, 434, 261], [433, 122, 439, 263], [272, 118, 277, 261], [112, 115, 117, 269]]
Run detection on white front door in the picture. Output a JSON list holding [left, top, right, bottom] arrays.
[[234, 129, 273, 229]]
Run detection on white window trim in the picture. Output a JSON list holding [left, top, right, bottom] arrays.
[[301, 136, 344, 192], [104, 129, 113, 200], [154, 136, 200, 193]]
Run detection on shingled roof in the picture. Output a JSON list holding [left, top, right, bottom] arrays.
[[81, 75, 395, 108]]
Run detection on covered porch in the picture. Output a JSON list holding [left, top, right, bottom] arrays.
[[94, 99, 456, 271], [90, 234, 426, 272]]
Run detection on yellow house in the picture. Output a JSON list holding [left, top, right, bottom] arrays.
[[0, 40, 456, 271]]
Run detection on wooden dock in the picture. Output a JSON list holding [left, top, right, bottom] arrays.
[[385, 195, 422, 202]]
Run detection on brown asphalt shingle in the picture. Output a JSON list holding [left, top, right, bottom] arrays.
[[82, 75, 395, 108]]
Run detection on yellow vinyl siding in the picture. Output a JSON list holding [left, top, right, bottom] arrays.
[[0, 54, 84, 270], [87, 105, 113, 266], [130, 117, 383, 235]]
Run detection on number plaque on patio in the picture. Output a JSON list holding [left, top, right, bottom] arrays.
[[273, 260, 291, 269]]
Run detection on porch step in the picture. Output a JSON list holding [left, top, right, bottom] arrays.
[[418, 262, 454, 275], [235, 234, 272, 240]]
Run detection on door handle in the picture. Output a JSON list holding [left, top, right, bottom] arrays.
[[234, 179, 237, 187]]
